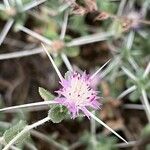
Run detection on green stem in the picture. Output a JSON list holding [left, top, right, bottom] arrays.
[[90, 111, 97, 149]]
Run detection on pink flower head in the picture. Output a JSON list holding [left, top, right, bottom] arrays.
[[55, 71, 101, 119], [126, 11, 142, 30]]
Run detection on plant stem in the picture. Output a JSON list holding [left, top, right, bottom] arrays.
[[31, 130, 68, 150], [60, 10, 73, 71], [141, 89, 150, 123], [0, 19, 14, 46], [143, 62, 150, 78], [0, 137, 20, 150], [121, 67, 138, 81], [117, 85, 137, 99], [126, 31, 135, 50], [0, 47, 43, 60], [90, 59, 111, 80], [60, 11, 68, 40], [0, 101, 57, 112], [123, 104, 144, 110], [3, 117, 50, 150], [115, 141, 137, 148], [128, 57, 139, 71], [42, 43, 63, 80], [22, 0, 46, 12], [18, 25, 52, 45], [117, 0, 126, 16], [87, 110, 128, 143], [61, 53, 73, 71], [66, 32, 114, 47], [100, 57, 121, 79], [3, 0, 10, 8]]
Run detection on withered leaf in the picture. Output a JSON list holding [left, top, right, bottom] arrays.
[[71, 3, 87, 16], [95, 12, 111, 21]]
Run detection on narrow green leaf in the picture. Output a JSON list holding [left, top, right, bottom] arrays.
[[39, 87, 55, 101], [4, 120, 30, 146]]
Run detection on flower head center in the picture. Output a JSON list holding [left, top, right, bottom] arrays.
[[67, 76, 92, 106], [58, 72, 97, 107]]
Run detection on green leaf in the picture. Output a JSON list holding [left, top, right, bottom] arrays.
[[13, 13, 27, 32], [141, 124, 150, 137], [109, 20, 123, 38], [97, 0, 117, 13], [146, 144, 150, 150], [54, 55, 63, 67], [43, 18, 59, 40], [68, 16, 88, 35], [4, 120, 30, 146], [64, 47, 80, 57], [39, 87, 55, 101], [0, 11, 10, 20], [129, 91, 140, 102], [48, 105, 68, 123]]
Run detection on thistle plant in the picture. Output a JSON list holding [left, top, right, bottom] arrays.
[[0, 43, 128, 149], [0, 0, 149, 149], [118, 63, 150, 122]]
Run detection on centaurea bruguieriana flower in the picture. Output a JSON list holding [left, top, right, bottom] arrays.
[[0, 44, 128, 147], [55, 71, 101, 119], [42, 43, 128, 143], [123, 11, 142, 31]]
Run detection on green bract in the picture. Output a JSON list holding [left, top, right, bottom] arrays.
[[48, 105, 68, 123], [39, 87, 55, 101]]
